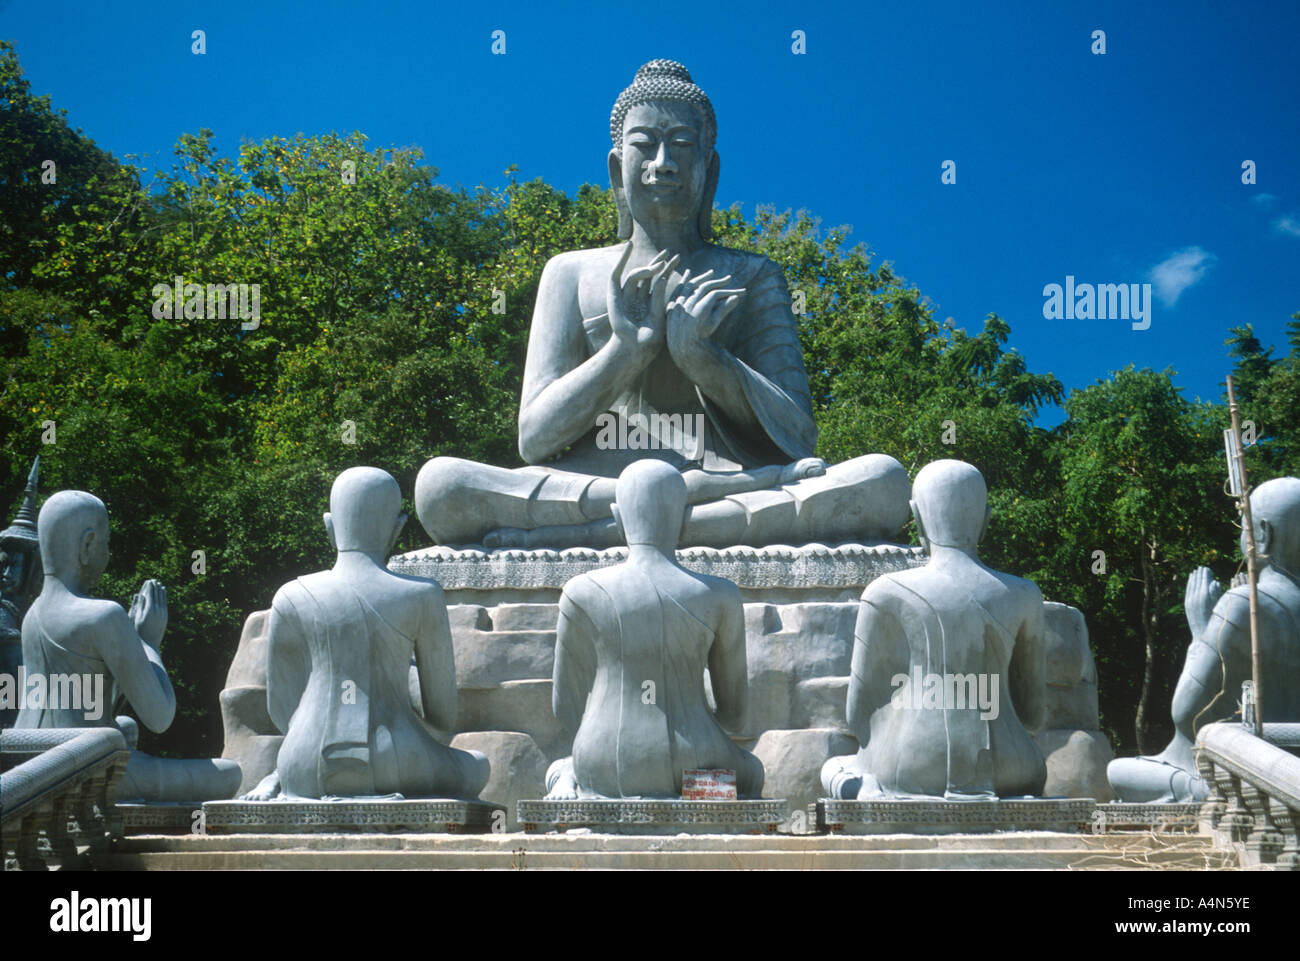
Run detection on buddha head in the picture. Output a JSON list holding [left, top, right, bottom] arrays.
[[910, 460, 991, 553], [611, 459, 687, 552], [325, 466, 407, 556], [1245, 476, 1300, 576], [38, 490, 110, 588], [609, 59, 719, 242]]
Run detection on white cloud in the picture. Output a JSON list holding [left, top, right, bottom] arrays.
[[1148, 247, 1216, 307], [1273, 215, 1300, 238], [1252, 192, 1278, 206]]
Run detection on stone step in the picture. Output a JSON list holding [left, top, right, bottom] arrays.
[[92, 832, 1233, 871]]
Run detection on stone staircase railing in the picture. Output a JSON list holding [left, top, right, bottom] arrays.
[[1197, 721, 1300, 870], [1, 727, 131, 871]]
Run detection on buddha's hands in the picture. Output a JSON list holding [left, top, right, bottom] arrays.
[[667, 268, 746, 367], [129, 578, 167, 650], [1185, 566, 1223, 640], [779, 457, 828, 485], [607, 243, 678, 365]]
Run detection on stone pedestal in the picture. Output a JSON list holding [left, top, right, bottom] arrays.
[[816, 798, 1097, 834], [201, 799, 505, 834], [516, 798, 787, 834], [1092, 801, 1202, 833], [119, 803, 201, 835]]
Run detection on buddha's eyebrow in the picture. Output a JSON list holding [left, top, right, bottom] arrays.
[[626, 125, 698, 136]]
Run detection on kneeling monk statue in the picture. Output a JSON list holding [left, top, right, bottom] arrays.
[[245, 467, 489, 800], [416, 59, 909, 550], [545, 459, 764, 799]]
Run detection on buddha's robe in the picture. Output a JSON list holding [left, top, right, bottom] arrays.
[[553, 565, 762, 799]]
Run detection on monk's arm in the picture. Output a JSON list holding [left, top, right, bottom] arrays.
[[518, 255, 654, 463], [1171, 595, 1249, 740], [266, 594, 308, 735], [95, 606, 176, 734], [414, 585, 459, 731], [708, 584, 748, 731], [552, 588, 598, 737], [846, 596, 906, 742], [1008, 594, 1047, 733]]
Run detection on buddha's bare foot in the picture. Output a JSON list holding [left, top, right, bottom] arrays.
[[545, 757, 578, 800], [780, 457, 827, 485], [241, 770, 281, 801]]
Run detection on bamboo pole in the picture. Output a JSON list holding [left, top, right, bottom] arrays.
[[1225, 375, 1263, 737]]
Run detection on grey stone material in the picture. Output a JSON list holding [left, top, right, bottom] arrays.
[[817, 797, 1096, 835], [1093, 802, 1202, 832], [542, 460, 764, 800], [1109, 476, 1300, 803], [390, 541, 924, 591], [821, 461, 1050, 800], [1035, 729, 1115, 801], [244, 467, 488, 802], [517, 798, 786, 834], [456, 680, 566, 761], [1197, 721, 1300, 869], [1, 726, 130, 870], [15, 489, 240, 803], [410, 59, 912, 553], [449, 731, 549, 831], [203, 798, 504, 834], [0, 456, 41, 729], [118, 802, 200, 834], [752, 728, 856, 830]]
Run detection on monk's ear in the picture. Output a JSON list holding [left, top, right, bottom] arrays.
[[78, 528, 97, 568], [910, 500, 927, 552], [1258, 518, 1274, 562], [609, 148, 632, 241], [610, 503, 625, 543], [697, 150, 719, 241], [388, 512, 408, 556], [324, 513, 337, 551], [979, 505, 991, 545]]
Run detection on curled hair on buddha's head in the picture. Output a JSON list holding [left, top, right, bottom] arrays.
[[609, 59, 717, 152], [609, 59, 719, 242]]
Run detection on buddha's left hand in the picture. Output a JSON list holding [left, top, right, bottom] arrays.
[[667, 268, 746, 363]]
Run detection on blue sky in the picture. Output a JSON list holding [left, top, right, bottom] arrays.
[[4, 0, 1297, 425]]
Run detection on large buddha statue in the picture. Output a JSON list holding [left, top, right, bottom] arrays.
[[15, 489, 241, 802], [821, 460, 1048, 799], [1108, 476, 1300, 802], [544, 459, 763, 799], [415, 59, 909, 550], [245, 467, 489, 800]]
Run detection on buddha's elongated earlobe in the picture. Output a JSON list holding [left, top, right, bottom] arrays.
[[610, 149, 632, 240], [697, 151, 719, 240]]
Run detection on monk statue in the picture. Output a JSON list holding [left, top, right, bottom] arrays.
[[1108, 476, 1300, 802], [1, 457, 41, 728], [415, 59, 909, 550], [821, 460, 1048, 799], [244, 467, 489, 801], [544, 459, 764, 799], [15, 490, 242, 802]]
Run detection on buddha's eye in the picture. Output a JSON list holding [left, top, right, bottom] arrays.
[[629, 139, 655, 150]]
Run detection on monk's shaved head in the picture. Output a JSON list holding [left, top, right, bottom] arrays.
[[328, 467, 404, 553], [911, 459, 987, 551], [615, 460, 686, 551], [38, 490, 108, 579]]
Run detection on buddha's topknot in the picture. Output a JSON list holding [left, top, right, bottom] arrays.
[[610, 59, 716, 149]]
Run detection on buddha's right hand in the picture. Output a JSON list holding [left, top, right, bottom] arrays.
[[607, 242, 678, 362], [1184, 566, 1222, 639], [129, 578, 168, 650]]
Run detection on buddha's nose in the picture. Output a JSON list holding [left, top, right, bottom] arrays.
[[652, 141, 677, 174]]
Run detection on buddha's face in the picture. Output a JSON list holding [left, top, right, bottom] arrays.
[[619, 102, 712, 227]]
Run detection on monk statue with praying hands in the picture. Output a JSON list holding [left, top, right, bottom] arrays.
[[415, 59, 909, 550]]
